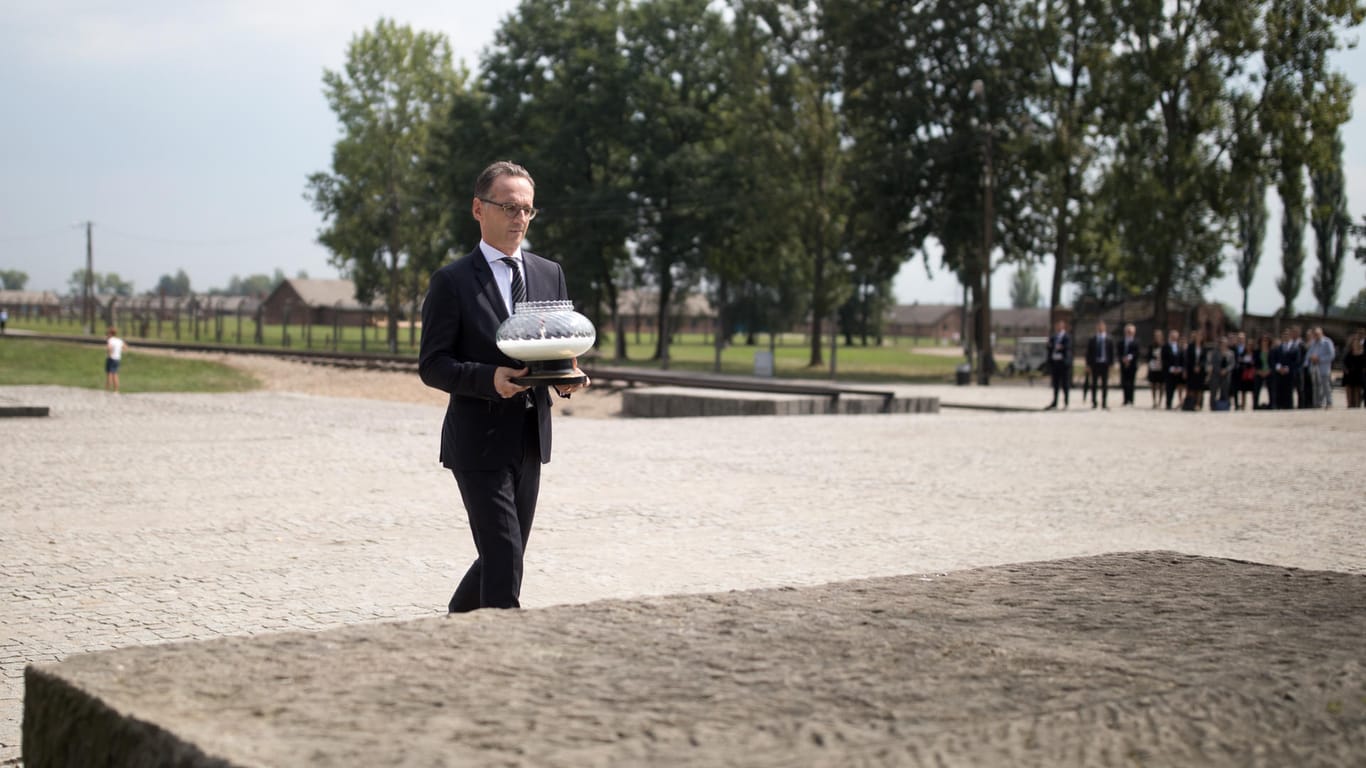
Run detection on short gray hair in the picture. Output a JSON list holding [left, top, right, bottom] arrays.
[[474, 161, 535, 198]]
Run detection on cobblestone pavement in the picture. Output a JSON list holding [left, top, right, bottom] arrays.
[[3, 385, 1363, 762]]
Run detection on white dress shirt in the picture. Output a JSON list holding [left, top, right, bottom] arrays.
[[480, 240, 525, 314]]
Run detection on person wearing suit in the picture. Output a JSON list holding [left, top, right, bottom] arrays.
[[1270, 327, 1300, 410], [1230, 331, 1254, 411], [1085, 320, 1116, 409], [419, 161, 589, 613], [1295, 327, 1315, 409], [1044, 319, 1073, 410], [1117, 323, 1140, 406], [1162, 329, 1185, 410]]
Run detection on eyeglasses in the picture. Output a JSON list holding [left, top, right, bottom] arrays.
[[478, 197, 539, 220]]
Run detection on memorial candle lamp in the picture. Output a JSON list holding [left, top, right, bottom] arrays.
[[495, 300, 595, 386]]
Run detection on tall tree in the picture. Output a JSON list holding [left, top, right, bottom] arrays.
[[1347, 286, 1366, 315], [1309, 132, 1349, 317], [1018, 0, 1116, 316], [1275, 161, 1307, 317], [69, 270, 133, 297], [830, 0, 1049, 382], [0, 269, 29, 290], [223, 273, 277, 297], [306, 18, 461, 353], [1261, 0, 1363, 318], [754, 2, 855, 367], [479, 0, 636, 356], [155, 269, 192, 297], [1010, 265, 1042, 308], [623, 0, 730, 363], [1102, 0, 1256, 329], [1229, 95, 1268, 321]]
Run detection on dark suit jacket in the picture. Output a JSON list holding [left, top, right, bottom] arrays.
[[1184, 342, 1208, 376], [1162, 342, 1184, 378], [418, 247, 569, 471], [1271, 342, 1303, 376], [1047, 332, 1073, 371], [1117, 336, 1141, 373], [1085, 335, 1115, 368]]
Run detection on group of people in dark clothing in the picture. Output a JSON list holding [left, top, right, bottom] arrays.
[[1044, 319, 1366, 412]]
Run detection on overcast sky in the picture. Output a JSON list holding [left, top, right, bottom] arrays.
[[1, 1, 1362, 315]]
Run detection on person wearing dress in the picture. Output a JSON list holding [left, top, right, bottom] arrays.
[[1341, 332, 1365, 409], [1252, 334, 1274, 410], [1146, 329, 1165, 409]]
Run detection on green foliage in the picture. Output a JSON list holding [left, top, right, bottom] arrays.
[[68, 269, 134, 297], [1309, 133, 1349, 316], [599, 332, 961, 381], [303, 0, 1363, 371], [1099, 0, 1257, 325], [215, 273, 278, 297], [306, 18, 464, 353], [155, 269, 192, 297], [476, 0, 635, 342], [1261, 0, 1362, 317], [1346, 287, 1366, 316], [11, 316, 415, 354], [0, 339, 258, 393], [1010, 266, 1042, 309], [1015, 0, 1117, 310], [1229, 93, 1268, 319], [623, 0, 733, 362], [0, 269, 29, 290]]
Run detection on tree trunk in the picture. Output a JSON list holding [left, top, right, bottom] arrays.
[[1050, 170, 1073, 317], [653, 270, 673, 364], [386, 247, 401, 354], [808, 256, 826, 367]]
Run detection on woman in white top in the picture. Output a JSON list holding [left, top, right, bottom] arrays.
[[105, 326, 126, 393]]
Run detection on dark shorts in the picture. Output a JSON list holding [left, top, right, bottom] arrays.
[[105, 358, 120, 373]]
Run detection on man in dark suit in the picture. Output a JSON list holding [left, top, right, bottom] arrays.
[[1117, 323, 1140, 406], [1085, 320, 1116, 409], [1162, 329, 1185, 409], [1270, 327, 1300, 410], [419, 161, 589, 613], [1044, 319, 1073, 410]]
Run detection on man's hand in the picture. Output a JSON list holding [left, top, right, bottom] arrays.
[[554, 358, 591, 398], [494, 366, 530, 398]]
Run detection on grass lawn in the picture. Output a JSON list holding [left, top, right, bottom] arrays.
[[593, 333, 962, 382], [10, 319, 961, 383], [0, 337, 259, 393], [10, 317, 406, 355]]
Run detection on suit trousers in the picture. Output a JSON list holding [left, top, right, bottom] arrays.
[[1090, 364, 1110, 406], [449, 406, 542, 612], [1050, 361, 1070, 405], [1165, 375, 1182, 410], [1120, 366, 1137, 405]]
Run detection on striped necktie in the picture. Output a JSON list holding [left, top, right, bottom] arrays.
[[500, 257, 526, 311]]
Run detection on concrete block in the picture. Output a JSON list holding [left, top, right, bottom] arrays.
[[23, 553, 1366, 767]]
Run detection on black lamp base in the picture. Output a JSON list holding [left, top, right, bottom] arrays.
[[511, 359, 587, 387]]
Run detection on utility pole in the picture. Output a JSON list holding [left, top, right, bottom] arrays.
[[77, 221, 94, 335]]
